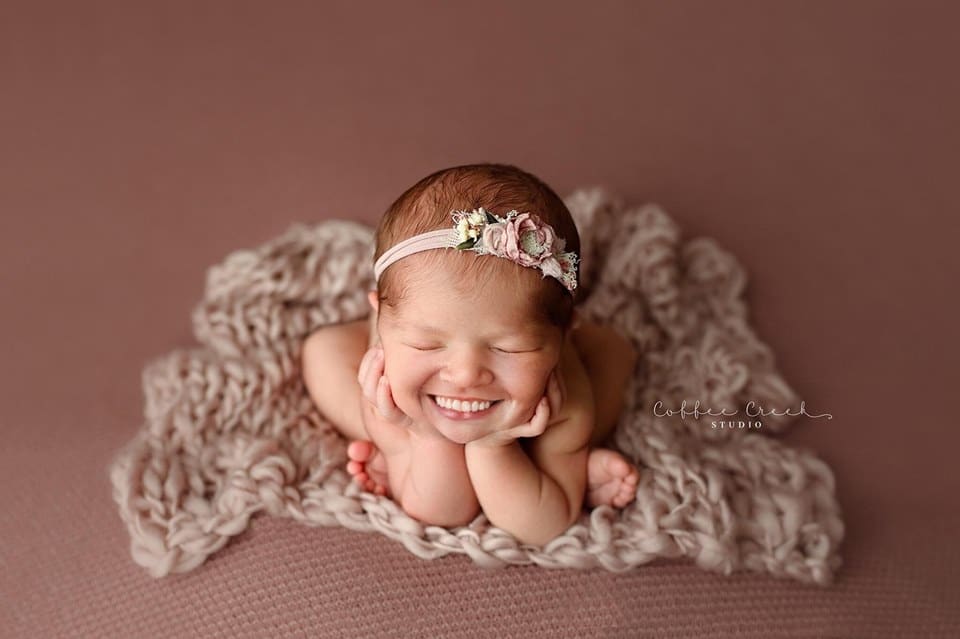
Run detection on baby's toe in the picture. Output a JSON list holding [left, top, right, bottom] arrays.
[[606, 454, 630, 477], [614, 482, 638, 507], [346, 460, 364, 475], [347, 440, 375, 463]]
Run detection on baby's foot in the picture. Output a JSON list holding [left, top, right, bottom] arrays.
[[346, 440, 390, 496], [586, 448, 640, 508]]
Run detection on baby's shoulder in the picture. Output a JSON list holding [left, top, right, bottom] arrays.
[[301, 319, 370, 439], [570, 317, 638, 377], [301, 318, 371, 370], [559, 331, 594, 413]]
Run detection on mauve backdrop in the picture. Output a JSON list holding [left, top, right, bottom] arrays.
[[1, 1, 957, 637]]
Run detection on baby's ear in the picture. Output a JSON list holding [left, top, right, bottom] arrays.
[[367, 290, 380, 313]]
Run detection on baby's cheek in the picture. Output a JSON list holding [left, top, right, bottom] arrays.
[[498, 376, 543, 421], [506, 365, 550, 401], [388, 365, 430, 413]]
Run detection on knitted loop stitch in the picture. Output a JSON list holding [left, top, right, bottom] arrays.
[[109, 187, 844, 584]]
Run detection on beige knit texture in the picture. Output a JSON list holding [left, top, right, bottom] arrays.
[[109, 187, 844, 584]]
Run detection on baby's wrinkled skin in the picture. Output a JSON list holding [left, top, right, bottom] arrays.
[[302, 261, 640, 545]]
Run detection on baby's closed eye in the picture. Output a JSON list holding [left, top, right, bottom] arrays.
[[402, 343, 539, 354], [404, 343, 442, 351], [492, 346, 540, 354]]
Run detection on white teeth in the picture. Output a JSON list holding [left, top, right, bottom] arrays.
[[433, 395, 493, 413]]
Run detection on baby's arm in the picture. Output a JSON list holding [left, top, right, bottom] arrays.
[[358, 346, 480, 527], [465, 416, 591, 546], [397, 435, 479, 527], [464, 355, 595, 546]]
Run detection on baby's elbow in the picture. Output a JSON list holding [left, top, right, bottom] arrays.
[[506, 522, 548, 547], [562, 490, 586, 537], [400, 492, 478, 529], [513, 497, 583, 547], [515, 512, 580, 547]]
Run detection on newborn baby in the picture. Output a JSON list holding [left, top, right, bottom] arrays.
[[302, 163, 640, 545]]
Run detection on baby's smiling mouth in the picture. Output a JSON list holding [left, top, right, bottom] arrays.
[[427, 394, 502, 413]]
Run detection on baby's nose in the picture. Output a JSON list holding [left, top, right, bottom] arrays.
[[442, 349, 493, 387]]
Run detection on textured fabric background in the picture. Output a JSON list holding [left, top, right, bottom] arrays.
[[2, 1, 958, 637], [107, 191, 844, 583]]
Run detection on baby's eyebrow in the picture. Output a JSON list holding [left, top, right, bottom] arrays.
[[400, 321, 540, 340], [405, 323, 444, 334], [386, 321, 443, 335]]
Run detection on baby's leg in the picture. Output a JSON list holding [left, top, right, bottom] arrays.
[[585, 448, 640, 508], [346, 400, 411, 498]]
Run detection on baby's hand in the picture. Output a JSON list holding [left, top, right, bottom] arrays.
[[469, 369, 565, 448], [357, 345, 413, 429]]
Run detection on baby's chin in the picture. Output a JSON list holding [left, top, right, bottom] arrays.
[[422, 406, 500, 445], [433, 427, 488, 445]]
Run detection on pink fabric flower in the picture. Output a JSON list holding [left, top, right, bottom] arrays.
[[458, 208, 578, 291], [481, 223, 509, 255], [499, 213, 556, 267]]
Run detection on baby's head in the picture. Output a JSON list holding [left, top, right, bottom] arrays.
[[373, 163, 580, 331], [368, 163, 581, 443]]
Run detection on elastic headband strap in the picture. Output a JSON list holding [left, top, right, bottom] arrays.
[[372, 208, 579, 292], [373, 228, 459, 281]]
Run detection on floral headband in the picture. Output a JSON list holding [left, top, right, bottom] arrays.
[[373, 207, 579, 292]]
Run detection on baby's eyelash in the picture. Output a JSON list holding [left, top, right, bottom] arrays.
[[406, 344, 441, 351], [404, 344, 539, 354]]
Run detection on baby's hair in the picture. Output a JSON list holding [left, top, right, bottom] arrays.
[[374, 163, 581, 331]]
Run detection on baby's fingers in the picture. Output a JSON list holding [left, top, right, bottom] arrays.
[[546, 370, 564, 417], [375, 376, 405, 422], [358, 348, 384, 401], [357, 348, 374, 385], [520, 396, 550, 438], [555, 367, 566, 405]]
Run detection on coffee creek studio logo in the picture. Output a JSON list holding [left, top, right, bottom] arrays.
[[652, 400, 833, 430]]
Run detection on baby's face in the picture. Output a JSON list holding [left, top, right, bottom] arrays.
[[372, 267, 563, 444]]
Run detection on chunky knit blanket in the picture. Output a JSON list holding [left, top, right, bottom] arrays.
[[109, 187, 844, 585]]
